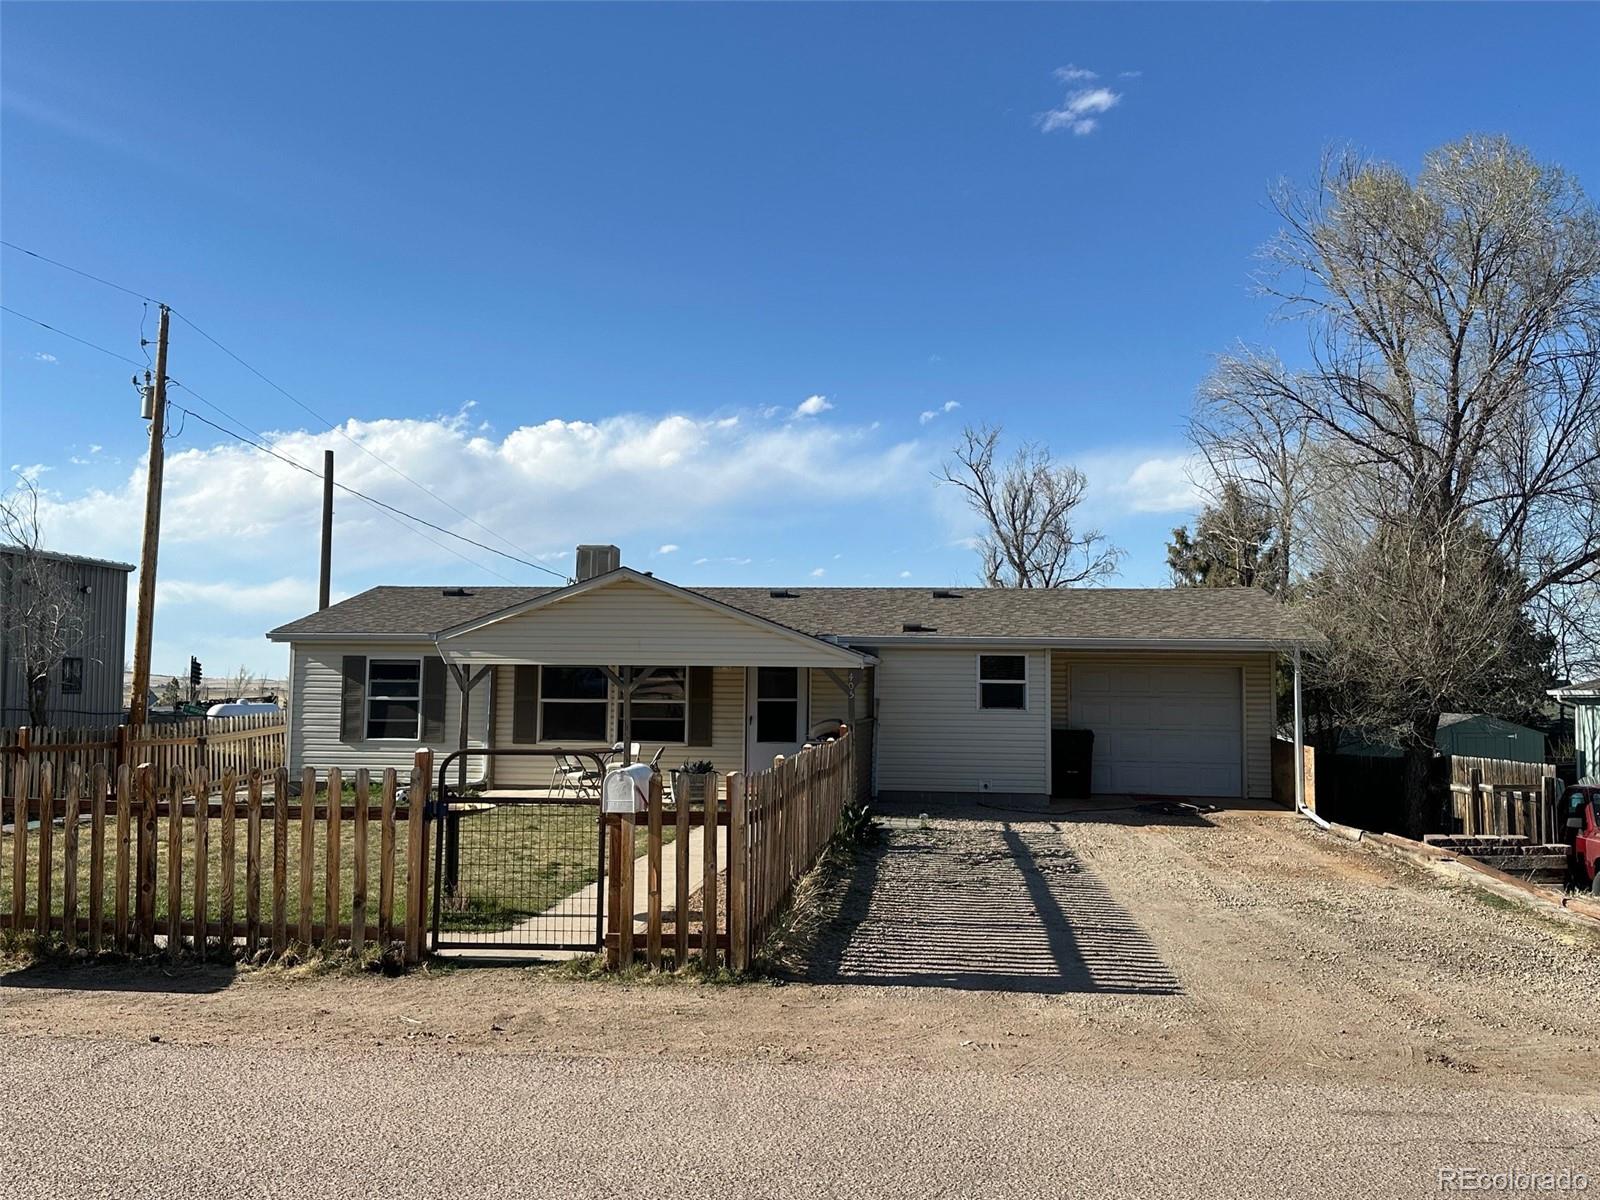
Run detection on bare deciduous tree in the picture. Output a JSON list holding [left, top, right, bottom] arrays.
[[1189, 353, 1315, 597], [1, 478, 92, 727], [940, 424, 1123, 588], [226, 663, 258, 700], [1197, 136, 1600, 833]]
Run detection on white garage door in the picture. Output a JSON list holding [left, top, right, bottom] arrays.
[[1069, 663, 1243, 798]]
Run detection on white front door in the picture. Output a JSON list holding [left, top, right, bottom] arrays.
[[746, 666, 808, 772]]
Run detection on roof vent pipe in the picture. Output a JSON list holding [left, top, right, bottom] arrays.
[[575, 544, 622, 582]]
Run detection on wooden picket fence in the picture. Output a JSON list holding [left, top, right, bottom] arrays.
[[607, 725, 865, 972], [1, 750, 433, 963], [0, 714, 287, 787], [1447, 755, 1560, 842]]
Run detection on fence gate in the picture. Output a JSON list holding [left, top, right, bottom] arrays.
[[429, 749, 608, 956]]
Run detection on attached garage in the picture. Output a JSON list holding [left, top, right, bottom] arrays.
[[1068, 662, 1244, 798]]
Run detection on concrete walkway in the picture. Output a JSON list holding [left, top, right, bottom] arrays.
[[439, 823, 726, 960]]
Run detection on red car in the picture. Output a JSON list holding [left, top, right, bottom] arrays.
[[1561, 784, 1600, 894]]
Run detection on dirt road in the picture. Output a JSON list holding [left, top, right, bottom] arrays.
[[3, 805, 1597, 1197]]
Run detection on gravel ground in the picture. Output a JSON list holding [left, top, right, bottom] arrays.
[[1, 1035, 1595, 1200], [3, 803, 1598, 1198]]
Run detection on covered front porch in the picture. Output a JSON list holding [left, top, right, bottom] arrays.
[[429, 567, 875, 797]]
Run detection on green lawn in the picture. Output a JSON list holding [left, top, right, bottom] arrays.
[[437, 803, 671, 934]]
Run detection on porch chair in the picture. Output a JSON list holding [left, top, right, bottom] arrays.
[[550, 752, 602, 800]]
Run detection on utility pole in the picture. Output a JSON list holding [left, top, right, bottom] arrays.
[[318, 450, 334, 610], [127, 305, 170, 725]]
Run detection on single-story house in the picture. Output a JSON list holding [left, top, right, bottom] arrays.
[[1550, 678, 1600, 782], [266, 545, 1321, 803], [1336, 712, 1548, 764]]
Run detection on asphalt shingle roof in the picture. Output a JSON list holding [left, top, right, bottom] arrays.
[[268, 579, 1320, 646]]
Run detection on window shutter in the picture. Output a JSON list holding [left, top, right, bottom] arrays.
[[687, 666, 714, 746], [340, 656, 366, 742], [421, 656, 447, 742], [512, 665, 541, 743]]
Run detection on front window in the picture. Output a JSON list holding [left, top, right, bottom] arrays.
[[541, 666, 609, 742], [366, 659, 422, 739], [60, 656, 84, 695], [978, 654, 1027, 710], [622, 666, 687, 743]]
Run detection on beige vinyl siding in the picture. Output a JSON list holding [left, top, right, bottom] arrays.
[[875, 647, 1049, 795], [443, 577, 860, 668], [289, 640, 488, 779], [1051, 650, 1276, 800], [1050, 656, 1069, 730], [490, 665, 748, 788]]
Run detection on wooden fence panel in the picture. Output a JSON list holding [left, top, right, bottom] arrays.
[[324, 767, 342, 951], [220, 773, 238, 947], [351, 769, 369, 955], [89, 763, 108, 952], [246, 770, 263, 951], [646, 773, 663, 970], [10, 756, 26, 931], [36, 760, 54, 939], [60, 763, 81, 948], [379, 769, 397, 946], [0, 742, 424, 966], [674, 782, 690, 966], [115, 764, 132, 951]]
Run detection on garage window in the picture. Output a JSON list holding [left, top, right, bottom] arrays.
[[977, 654, 1027, 710]]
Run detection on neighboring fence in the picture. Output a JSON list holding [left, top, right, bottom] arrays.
[[1, 750, 433, 963], [606, 725, 865, 972], [1447, 755, 1560, 843], [0, 714, 286, 787]]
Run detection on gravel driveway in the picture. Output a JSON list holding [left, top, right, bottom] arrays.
[[3, 802, 1598, 1198]]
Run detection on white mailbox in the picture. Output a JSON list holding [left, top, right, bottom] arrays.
[[603, 763, 653, 814]]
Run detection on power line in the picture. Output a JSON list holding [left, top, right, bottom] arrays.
[[3, 300, 566, 583], [2, 239, 548, 569], [168, 398, 522, 584], [168, 308, 546, 565], [1, 304, 147, 368], [166, 381, 568, 581], [0, 240, 161, 304]]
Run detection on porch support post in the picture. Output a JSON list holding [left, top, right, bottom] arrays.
[[446, 663, 493, 792], [1292, 646, 1305, 814], [821, 667, 860, 723]]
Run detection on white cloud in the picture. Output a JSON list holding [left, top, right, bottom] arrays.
[[794, 394, 833, 418], [656, 544, 679, 555], [1119, 70, 1142, 79], [1079, 450, 1205, 514], [160, 576, 323, 615], [1038, 85, 1122, 136], [88, 444, 103, 455], [33, 352, 57, 363], [28, 408, 928, 577], [919, 400, 962, 425], [692, 557, 709, 566], [898, 570, 912, 578], [810, 567, 826, 578], [1054, 64, 1098, 83]]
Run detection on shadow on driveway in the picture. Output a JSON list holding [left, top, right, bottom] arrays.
[[801, 820, 1181, 995]]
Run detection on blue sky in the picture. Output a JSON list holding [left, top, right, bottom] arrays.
[[3, 3, 1598, 678]]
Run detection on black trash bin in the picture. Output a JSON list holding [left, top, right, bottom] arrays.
[[1051, 728, 1094, 800]]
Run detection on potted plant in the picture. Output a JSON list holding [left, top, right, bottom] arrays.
[[672, 759, 716, 807]]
